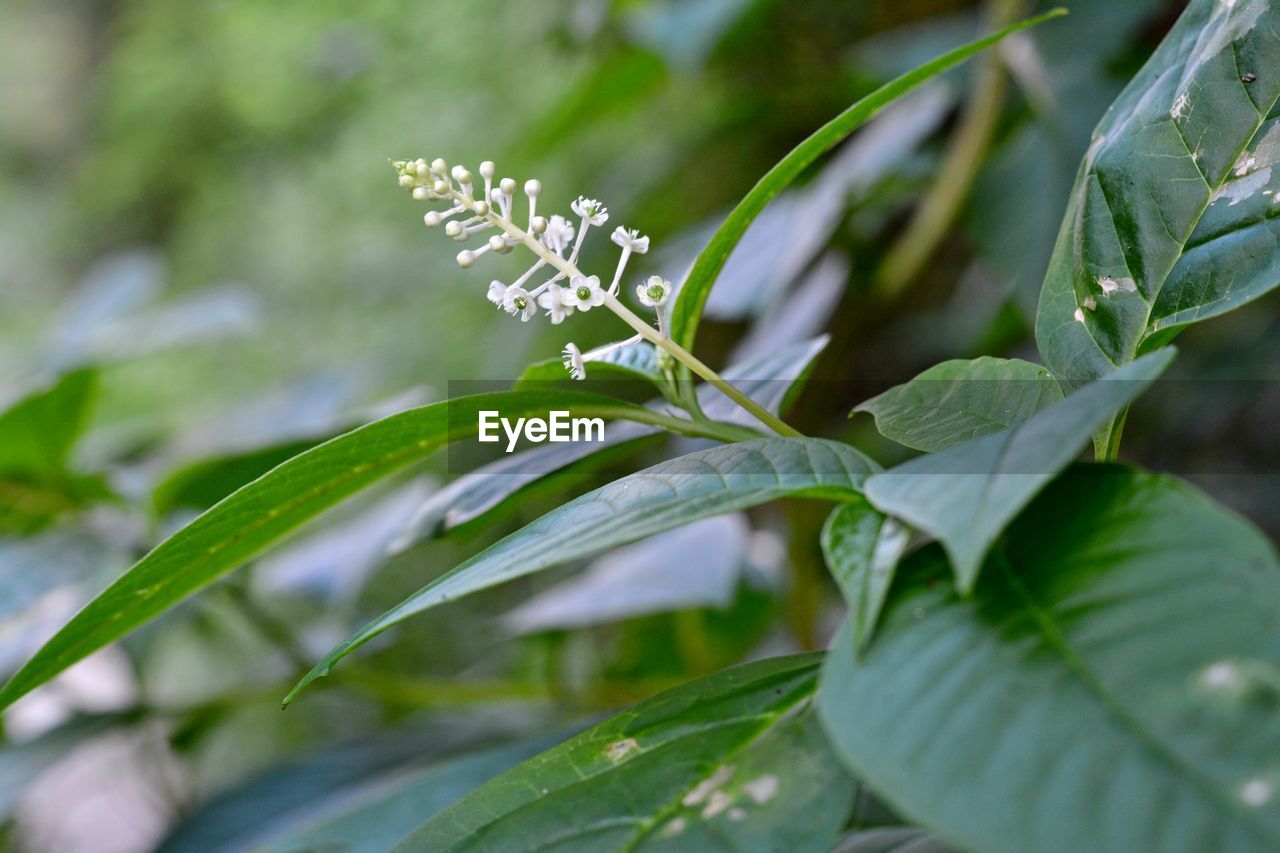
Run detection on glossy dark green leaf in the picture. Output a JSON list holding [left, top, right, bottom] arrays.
[[399, 655, 854, 852], [0, 369, 97, 481], [0, 390, 700, 712], [396, 336, 829, 543], [1036, 0, 1280, 383], [516, 341, 663, 388], [855, 357, 1063, 453], [820, 498, 909, 654], [864, 349, 1172, 591], [150, 434, 330, 516], [821, 465, 1280, 853], [289, 437, 876, 703], [670, 9, 1065, 353]]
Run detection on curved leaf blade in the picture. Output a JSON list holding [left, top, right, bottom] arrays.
[[820, 465, 1280, 852], [0, 390, 683, 711], [864, 349, 1172, 591], [669, 9, 1067, 352], [855, 357, 1063, 453], [398, 655, 854, 852], [289, 437, 876, 703], [1036, 0, 1280, 383], [821, 498, 909, 654], [516, 341, 663, 388]]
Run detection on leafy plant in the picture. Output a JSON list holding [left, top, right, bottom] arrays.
[[6, 2, 1280, 851]]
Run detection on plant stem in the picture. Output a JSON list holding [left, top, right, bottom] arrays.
[[1095, 406, 1128, 462], [466, 195, 803, 438]]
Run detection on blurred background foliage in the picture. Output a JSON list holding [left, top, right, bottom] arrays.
[[2, 0, 1277, 850]]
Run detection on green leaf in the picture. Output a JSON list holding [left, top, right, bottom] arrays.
[[864, 349, 1172, 591], [260, 738, 561, 853], [398, 335, 829, 542], [820, 498, 909, 654], [1036, 0, 1280, 383], [0, 390, 694, 712], [854, 357, 1064, 453], [820, 465, 1280, 853], [289, 437, 876, 703], [669, 8, 1066, 353], [399, 655, 855, 852], [516, 340, 663, 388], [150, 435, 330, 516], [0, 369, 97, 482]]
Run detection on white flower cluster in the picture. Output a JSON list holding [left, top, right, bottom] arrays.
[[392, 157, 673, 379]]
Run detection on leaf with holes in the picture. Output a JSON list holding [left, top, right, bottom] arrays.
[[1036, 0, 1280, 384], [398, 655, 855, 852], [821, 464, 1280, 853], [288, 437, 876, 703], [864, 349, 1171, 591]]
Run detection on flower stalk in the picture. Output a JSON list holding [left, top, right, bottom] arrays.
[[393, 158, 800, 437]]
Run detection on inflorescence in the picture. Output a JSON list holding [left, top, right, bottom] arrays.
[[391, 157, 672, 381]]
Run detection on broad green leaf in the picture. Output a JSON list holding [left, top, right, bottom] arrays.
[[0, 390, 697, 712], [854, 357, 1063, 453], [289, 437, 876, 703], [820, 465, 1280, 853], [1036, 0, 1280, 383], [669, 8, 1066, 353], [399, 655, 855, 852], [396, 336, 829, 543], [516, 341, 663, 388], [820, 498, 909, 654], [0, 369, 97, 481], [150, 435, 329, 516], [261, 738, 561, 853], [833, 827, 952, 853], [864, 349, 1172, 591]]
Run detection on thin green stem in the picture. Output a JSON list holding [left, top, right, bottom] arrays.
[[466, 195, 802, 438]]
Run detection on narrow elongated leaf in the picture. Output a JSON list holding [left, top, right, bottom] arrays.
[[855, 357, 1063, 453], [820, 465, 1280, 853], [864, 349, 1172, 591], [821, 499, 909, 653], [517, 341, 663, 388], [289, 437, 876, 702], [670, 9, 1065, 352], [1036, 0, 1280, 383], [0, 369, 97, 481], [0, 390, 694, 711], [396, 335, 829, 542], [399, 655, 855, 852]]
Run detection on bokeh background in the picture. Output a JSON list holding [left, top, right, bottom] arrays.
[[2, 0, 1276, 850]]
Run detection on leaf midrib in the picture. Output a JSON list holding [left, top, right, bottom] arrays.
[[994, 552, 1278, 845]]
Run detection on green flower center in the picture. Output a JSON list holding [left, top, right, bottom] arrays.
[[576, 286, 591, 300], [646, 285, 665, 300], [514, 296, 527, 309]]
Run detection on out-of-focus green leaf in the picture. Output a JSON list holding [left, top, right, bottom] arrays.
[[150, 435, 330, 516], [397, 336, 829, 543], [669, 9, 1066, 354], [833, 827, 953, 853], [1036, 0, 1280, 383], [0, 390, 710, 712], [864, 350, 1172, 591], [855, 357, 1063, 453], [516, 341, 663, 388], [261, 737, 560, 853], [820, 498, 909, 654], [820, 465, 1280, 853], [400, 655, 854, 852], [289, 437, 876, 703], [0, 369, 97, 482]]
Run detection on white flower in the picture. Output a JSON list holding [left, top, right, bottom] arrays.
[[542, 215, 576, 254], [561, 275, 605, 311], [562, 343, 586, 380], [636, 275, 671, 307], [571, 196, 609, 226], [538, 287, 575, 324], [487, 281, 508, 306], [611, 227, 650, 254], [502, 286, 537, 321]]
